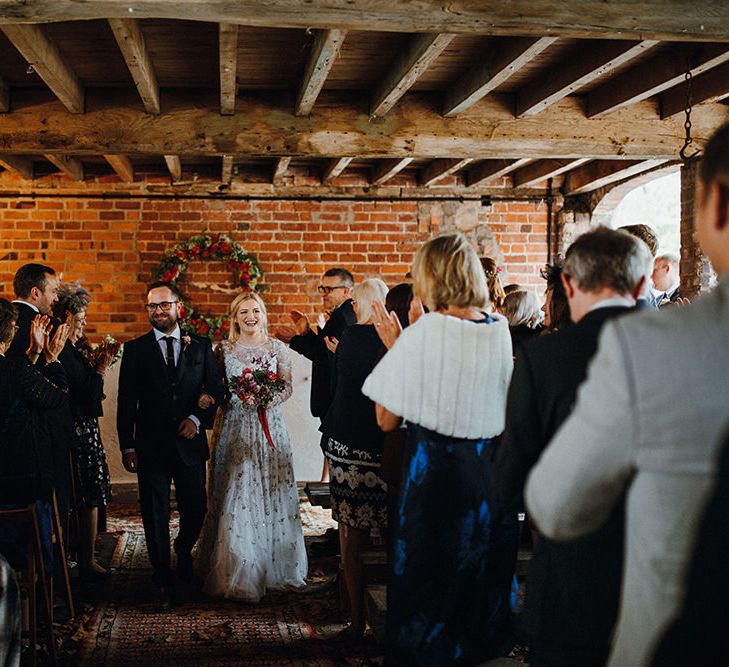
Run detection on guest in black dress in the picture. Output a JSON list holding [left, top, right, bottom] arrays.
[[502, 289, 544, 354], [53, 284, 113, 576], [321, 277, 389, 641]]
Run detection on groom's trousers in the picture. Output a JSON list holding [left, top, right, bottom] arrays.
[[137, 448, 207, 587]]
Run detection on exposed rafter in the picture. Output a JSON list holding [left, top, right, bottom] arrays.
[[563, 158, 669, 195], [221, 154, 234, 183], [104, 154, 134, 182], [372, 158, 413, 185], [45, 154, 83, 181], [444, 37, 556, 116], [108, 18, 160, 114], [164, 155, 182, 181], [371, 32, 455, 117], [513, 159, 590, 187], [421, 158, 473, 187], [0, 77, 8, 112], [467, 159, 531, 188], [0, 154, 33, 179], [219, 23, 239, 115], [660, 61, 729, 118], [295, 29, 347, 116], [516, 40, 659, 117], [0, 24, 84, 114], [587, 43, 729, 117], [272, 157, 291, 184], [322, 157, 353, 183]]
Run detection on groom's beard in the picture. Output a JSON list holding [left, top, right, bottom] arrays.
[[150, 312, 177, 334]]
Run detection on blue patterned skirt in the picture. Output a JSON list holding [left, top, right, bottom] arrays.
[[386, 423, 519, 666]]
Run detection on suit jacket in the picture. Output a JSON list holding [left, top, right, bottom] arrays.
[[6, 301, 38, 360], [289, 299, 356, 418], [495, 305, 633, 655], [116, 330, 225, 466], [526, 275, 729, 666]]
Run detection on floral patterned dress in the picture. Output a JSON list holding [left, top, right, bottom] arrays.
[[195, 338, 307, 601]]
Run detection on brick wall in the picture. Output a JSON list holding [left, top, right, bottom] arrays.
[[0, 173, 549, 340], [680, 161, 715, 298]]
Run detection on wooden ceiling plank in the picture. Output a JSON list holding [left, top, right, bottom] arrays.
[[444, 36, 557, 116], [660, 61, 729, 118], [108, 18, 160, 114], [4, 2, 729, 42], [0, 24, 84, 114], [466, 158, 531, 187], [371, 32, 455, 117], [421, 158, 473, 187], [164, 155, 182, 181], [516, 40, 659, 118], [372, 157, 413, 185], [564, 158, 669, 194], [587, 43, 729, 118], [104, 154, 134, 182], [322, 156, 353, 183], [0, 154, 33, 179], [295, 29, 347, 116], [513, 158, 590, 187], [221, 154, 234, 182], [219, 23, 239, 115], [272, 156, 291, 184], [0, 77, 8, 112], [45, 154, 83, 180]]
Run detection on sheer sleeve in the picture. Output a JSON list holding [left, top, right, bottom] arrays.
[[270, 339, 293, 406]]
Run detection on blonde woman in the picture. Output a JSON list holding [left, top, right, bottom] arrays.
[[196, 292, 307, 601], [364, 233, 516, 665]]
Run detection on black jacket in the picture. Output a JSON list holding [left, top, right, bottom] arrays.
[[289, 299, 356, 418], [116, 330, 225, 466]]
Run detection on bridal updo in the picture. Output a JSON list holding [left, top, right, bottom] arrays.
[[228, 291, 269, 340]]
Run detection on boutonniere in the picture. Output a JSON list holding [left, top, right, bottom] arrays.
[[182, 335, 192, 352]]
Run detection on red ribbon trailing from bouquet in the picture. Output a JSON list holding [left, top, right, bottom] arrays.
[[257, 405, 276, 449]]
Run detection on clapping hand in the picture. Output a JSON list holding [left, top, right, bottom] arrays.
[[28, 314, 52, 359], [290, 310, 311, 336], [408, 296, 425, 325], [371, 300, 403, 350], [197, 392, 216, 409], [324, 336, 339, 353], [45, 323, 70, 363], [274, 325, 296, 344]]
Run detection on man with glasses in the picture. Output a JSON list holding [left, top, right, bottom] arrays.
[[276, 268, 356, 482], [117, 281, 224, 609]]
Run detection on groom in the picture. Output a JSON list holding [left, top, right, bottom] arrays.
[[117, 281, 224, 605]]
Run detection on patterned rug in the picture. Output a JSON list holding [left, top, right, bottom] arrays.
[[62, 499, 383, 666]]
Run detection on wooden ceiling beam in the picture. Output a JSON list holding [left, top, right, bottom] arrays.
[[164, 155, 182, 181], [322, 157, 353, 183], [513, 158, 591, 187], [444, 37, 556, 116], [221, 154, 234, 183], [219, 23, 239, 115], [1, 91, 727, 160], [371, 32, 455, 117], [421, 158, 473, 187], [0, 77, 8, 112], [516, 40, 659, 118], [4, 2, 729, 42], [104, 154, 134, 182], [372, 158, 413, 185], [0, 24, 84, 114], [587, 43, 729, 118], [108, 18, 160, 114], [0, 154, 33, 179], [295, 29, 347, 116], [45, 154, 83, 180], [660, 61, 729, 118], [466, 159, 531, 188], [272, 157, 291, 184], [563, 158, 669, 195]]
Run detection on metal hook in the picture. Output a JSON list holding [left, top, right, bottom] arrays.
[[679, 140, 701, 162]]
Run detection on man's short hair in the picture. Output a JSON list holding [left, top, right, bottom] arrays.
[[563, 226, 650, 295], [147, 280, 185, 302], [656, 252, 680, 269], [618, 224, 659, 257], [700, 122, 729, 199], [322, 268, 354, 287], [13, 263, 56, 299]]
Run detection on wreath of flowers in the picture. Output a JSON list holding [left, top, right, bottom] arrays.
[[153, 234, 263, 341]]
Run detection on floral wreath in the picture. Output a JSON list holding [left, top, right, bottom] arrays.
[[153, 234, 263, 341]]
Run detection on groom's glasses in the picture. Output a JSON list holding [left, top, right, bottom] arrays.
[[317, 285, 347, 295], [145, 301, 178, 312]]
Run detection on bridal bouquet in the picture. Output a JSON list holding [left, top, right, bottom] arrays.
[[80, 335, 124, 371], [229, 359, 287, 448]]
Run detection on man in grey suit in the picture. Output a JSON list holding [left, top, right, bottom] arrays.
[[525, 122, 729, 667]]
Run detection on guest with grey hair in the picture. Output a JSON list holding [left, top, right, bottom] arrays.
[[651, 252, 681, 305], [503, 289, 544, 353]]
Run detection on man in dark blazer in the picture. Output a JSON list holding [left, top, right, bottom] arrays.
[[494, 227, 650, 667], [117, 281, 224, 604], [275, 268, 356, 480]]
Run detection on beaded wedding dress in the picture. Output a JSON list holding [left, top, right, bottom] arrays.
[[196, 338, 307, 601]]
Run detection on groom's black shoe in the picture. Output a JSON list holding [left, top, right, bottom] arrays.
[[153, 585, 173, 612]]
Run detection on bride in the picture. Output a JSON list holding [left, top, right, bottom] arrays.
[[196, 291, 307, 601]]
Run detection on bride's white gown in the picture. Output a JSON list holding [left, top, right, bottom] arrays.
[[196, 338, 307, 601]]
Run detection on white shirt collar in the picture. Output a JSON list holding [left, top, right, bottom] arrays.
[[589, 296, 635, 312], [12, 300, 39, 313], [153, 325, 181, 342]]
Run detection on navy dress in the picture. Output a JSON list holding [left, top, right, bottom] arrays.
[[387, 423, 519, 666]]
